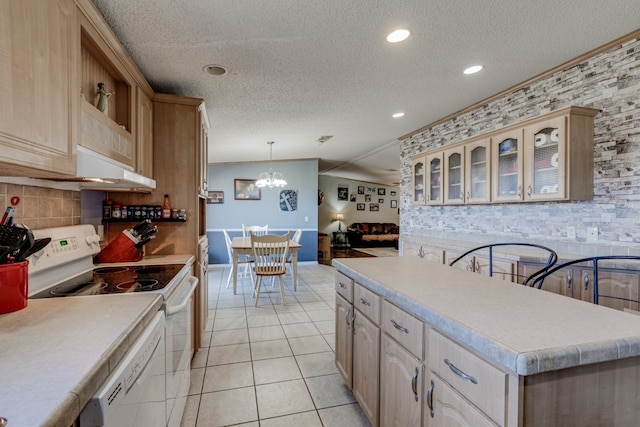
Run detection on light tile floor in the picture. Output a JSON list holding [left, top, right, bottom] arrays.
[[180, 263, 371, 427]]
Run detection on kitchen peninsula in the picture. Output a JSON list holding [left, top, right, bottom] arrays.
[[334, 257, 640, 426]]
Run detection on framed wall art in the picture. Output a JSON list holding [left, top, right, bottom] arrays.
[[234, 179, 261, 200], [357, 203, 365, 211], [207, 191, 224, 204], [370, 203, 379, 211], [357, 186, 365, 194], [337, 186, 349, 201], [390, 199, 398, 208], [377, 188, 386, 195]]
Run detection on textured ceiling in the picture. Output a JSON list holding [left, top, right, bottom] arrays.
[[91, 0, 640, 186]]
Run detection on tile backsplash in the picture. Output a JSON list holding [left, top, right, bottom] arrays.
[[0, 183, 81, 229]]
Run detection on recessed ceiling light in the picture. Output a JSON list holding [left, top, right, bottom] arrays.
[[463, 65, 483, 75], [392, 112, 405, 118], [386, 29, 410, 43], [203, 64, 227, 76]]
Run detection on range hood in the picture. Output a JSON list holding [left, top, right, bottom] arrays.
[[73, 146, 156, 190]]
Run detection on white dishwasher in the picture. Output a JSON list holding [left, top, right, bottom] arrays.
[[79, 311, 166, 427]]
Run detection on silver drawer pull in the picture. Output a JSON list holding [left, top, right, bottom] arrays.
[[339, 282, 347, 289], [410, 367, 419, 401], [345, 308, 351, 329], [426, 380, 435, 418], [359, 297, 371, 306], [390, 319, 409, 334], [444, 359, 478, 384]]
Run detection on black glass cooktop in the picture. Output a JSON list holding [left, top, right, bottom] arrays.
[[30, 264, 186, 298]]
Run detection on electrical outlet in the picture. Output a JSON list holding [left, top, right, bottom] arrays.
[[567, 226, 576, 239], [587, 227, 598, 242], [97, 224, 104, 241]]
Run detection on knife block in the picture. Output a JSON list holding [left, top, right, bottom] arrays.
[[94, 231, 142, 263], [0, 260, 28, 314]]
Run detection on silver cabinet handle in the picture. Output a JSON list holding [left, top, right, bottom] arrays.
[[444, 359, 478, 384], [359, 297, 371, 306], [474, 260, 480, 273], [345, 307, 351, 330], [517, 185, 522, 197], [466, 191, 470, 200], [567, 270, 572, 289], [466, 259, 473, 271], [584, 274, 589, 291], [426, 380, 435, 418], [339, 282, 347, 289], [527, 184, 532, 196], [390, 319, 409, 334], [411, 367, 419, 402]]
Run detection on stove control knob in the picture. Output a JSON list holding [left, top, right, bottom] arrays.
[[86, 234, 101, 246]]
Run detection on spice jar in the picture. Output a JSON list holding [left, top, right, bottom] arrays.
[[112, 204, 121, 219], [121, 205, 128, 220]]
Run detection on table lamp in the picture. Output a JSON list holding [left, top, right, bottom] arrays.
[[335, 213, 344, 232]]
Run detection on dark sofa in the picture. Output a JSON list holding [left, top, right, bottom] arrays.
[[347, 222, 399, 248]]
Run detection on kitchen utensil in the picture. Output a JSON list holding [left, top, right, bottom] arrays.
[[0, 245, 19, 264], [0, 224, 31, 252], [17, 237, 51, 261], [131, 219, 151, 236], [0, 196, 21, 226], [13, 225, 35, 262]]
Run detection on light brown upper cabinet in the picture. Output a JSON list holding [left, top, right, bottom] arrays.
[[425, 152, 443, 205], [413, 106, 599, 205], [0, 0, 78, 177], [491, 128, 524, 203], [443, 146, 465, 204], [464, 138, 491, 204], [411, 156, 426, 204]]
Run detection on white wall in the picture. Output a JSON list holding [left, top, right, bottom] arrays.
[[318, 175, 399, 235]]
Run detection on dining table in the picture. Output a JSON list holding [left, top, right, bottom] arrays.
[[230, 236, 302, 295]]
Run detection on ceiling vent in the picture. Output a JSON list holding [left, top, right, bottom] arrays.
[[317, 135, 333, 144]]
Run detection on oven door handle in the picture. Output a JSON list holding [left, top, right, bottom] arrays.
[[166, 276, 199, 317]]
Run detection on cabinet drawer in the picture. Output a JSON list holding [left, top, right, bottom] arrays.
[[428, 329, 506, 425], [335, 272, 353, 302], [381, 300, 423, 359], [354, 282, 380, 325]]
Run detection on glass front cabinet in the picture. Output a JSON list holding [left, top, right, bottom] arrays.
[[492, 129, 524, 203], [464, 138, 491, 204], [411, 156, 425, 204], [409, 106, 598, 205], [524, 116, 566, 201], [443, 146, 465, 204], [425, 152, 443, 204]]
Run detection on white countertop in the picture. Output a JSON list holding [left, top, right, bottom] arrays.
[[0, 294, 162, 427], [334, 257, 640, 375]]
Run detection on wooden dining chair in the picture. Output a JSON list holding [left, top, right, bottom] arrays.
[[251, 232, 290, 306], [223, 229, 253, 289], [242, 224, 268, 237]]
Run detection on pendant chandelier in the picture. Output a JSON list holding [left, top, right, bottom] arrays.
[[256, 141, 287, 188]]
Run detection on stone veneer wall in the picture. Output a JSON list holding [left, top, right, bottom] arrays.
[[400, 35, 640, 255], [0, 183, 81, 229]]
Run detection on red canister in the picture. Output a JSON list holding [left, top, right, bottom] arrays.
[[0, 260, 29, 314]]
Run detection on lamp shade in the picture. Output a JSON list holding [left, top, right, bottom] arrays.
[[335, 213, 344, 221]]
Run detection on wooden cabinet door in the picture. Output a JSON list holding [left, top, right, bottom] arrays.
[[0, 0, 77, 176], [444, 146, 465, 204], [197, 105, 209, 197], [491, 129, 524, 202], [474, 255, 514, 282], [136, 87, 154, 178], [335, 294, 353, 389], [380, 334, 422, 427], [353, 310, 380, 427], [579, 268, 640, 311], [424, 373, 498, 427], [412, 157, 426, 204], [519, 262, 575, 297], [425, 152, 443, 205], [465, 138, 491, 204], [445, 250, 474, 273], [524, 115, 566, 201], [401, 242, 443, 264]]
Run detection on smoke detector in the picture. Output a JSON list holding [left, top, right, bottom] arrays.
[[317, 135, 333, 144]]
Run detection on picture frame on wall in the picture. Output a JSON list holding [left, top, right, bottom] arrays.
[[234, 179, 261, 200], [337, 186, 349, 201], [350, 194, 357, 202], [377, 188, 386, 195], [390, 191, 397, 196], [357, 203, 365, 211], [390, 200, 397, 208], [207, 191, 224, 204], [370, 203, 379, 211], [357, 186, 365, 194], [378, 198, 384, 203], [365, 194, 371, 202]]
